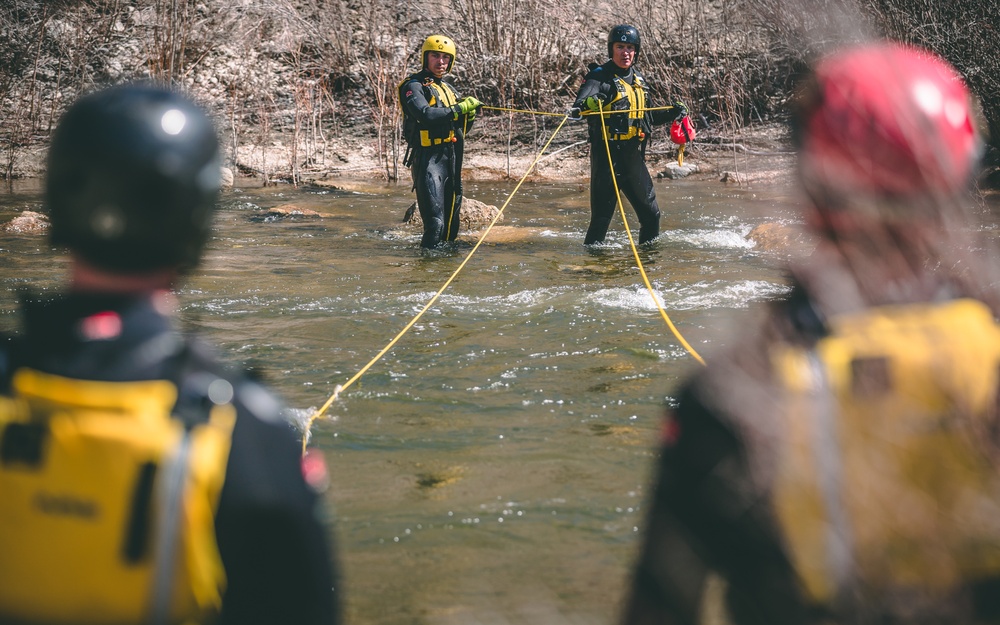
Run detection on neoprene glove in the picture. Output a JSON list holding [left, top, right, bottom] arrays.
[[453, 97, 482, 118], [673, 101, 688, 118], [567, 107, 582, 121], [584, 96, 603, 112]]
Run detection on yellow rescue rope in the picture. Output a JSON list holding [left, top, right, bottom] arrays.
[[302, 116, 571, 453], [480, 105, 681, 119], [481, 105, 566, 117], [593, 105, 706, 366]]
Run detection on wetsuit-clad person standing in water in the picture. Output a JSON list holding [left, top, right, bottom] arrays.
[[569, 24, 687, 245], [399, 34, 482, 248]]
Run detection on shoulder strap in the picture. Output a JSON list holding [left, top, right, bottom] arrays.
[[632, 69, 648, 89]]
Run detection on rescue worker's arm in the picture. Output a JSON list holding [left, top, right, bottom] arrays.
[[622, 383, 808, 625], [649, 101, 687, 126], [572, 69, 610, 111], [215, 384, 341, 625], [400, 79, 458, 128]]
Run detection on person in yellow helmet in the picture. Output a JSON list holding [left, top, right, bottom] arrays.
[[622, 42, 1000, 625], [399, 34, 481, 248], [0, 85, 340, 625]]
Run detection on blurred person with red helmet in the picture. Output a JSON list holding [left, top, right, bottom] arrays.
[[621, 42, 1000, 625]]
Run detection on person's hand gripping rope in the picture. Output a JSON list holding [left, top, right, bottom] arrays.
[[453, 96, 482, 121]]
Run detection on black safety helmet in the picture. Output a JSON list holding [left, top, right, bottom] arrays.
[[607, 24, 641, 58], [47, 84, 221, 275]]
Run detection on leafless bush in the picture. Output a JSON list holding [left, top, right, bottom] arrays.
[[863, 0, 1000, 144], [2, 0, 998, 181]]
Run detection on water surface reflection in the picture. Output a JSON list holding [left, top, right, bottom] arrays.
[[3, 174, 804, 624]]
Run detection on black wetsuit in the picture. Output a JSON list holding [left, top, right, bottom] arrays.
[[399, 69, 475, 248], [0, 292, 341, 625], [573, 62, 681, 245], [622, 298, 812, 625]]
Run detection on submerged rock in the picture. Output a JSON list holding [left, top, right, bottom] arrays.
[[402, 197, 503, 229], [251, 203, 334, 222], [746, 222, 812, 254], [3, 210, 49, 234]]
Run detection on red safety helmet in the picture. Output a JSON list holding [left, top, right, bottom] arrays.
[[796, 43, 980, 212]]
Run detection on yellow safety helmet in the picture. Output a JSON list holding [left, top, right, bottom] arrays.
[[421, 34, 456, 72]]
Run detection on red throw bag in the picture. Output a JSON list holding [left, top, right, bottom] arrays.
[[670, 116, 695, 144]]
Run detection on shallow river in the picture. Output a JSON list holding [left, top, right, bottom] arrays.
[[0, 169, 915, 624]]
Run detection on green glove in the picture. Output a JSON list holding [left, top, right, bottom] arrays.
[[672, 101, 688, 118], [452, 96, 482, 118], [584, 96, 603, 112]]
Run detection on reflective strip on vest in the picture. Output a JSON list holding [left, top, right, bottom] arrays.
[[604, 72, 646, 141], [771, 298, 1000, 605], [418, 81, 458, 147], [0, 369, 235, 625]]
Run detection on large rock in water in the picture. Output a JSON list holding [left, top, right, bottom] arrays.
[[403, 197, 503, 229], [3, 210, 48, 234], [251, 203, 335, 222], [745, 222, 812, 254]]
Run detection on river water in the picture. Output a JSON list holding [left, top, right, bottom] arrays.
[[0, 170, 881, 624]]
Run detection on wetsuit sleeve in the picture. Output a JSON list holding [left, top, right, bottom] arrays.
[[649, 101, 683, 126], [649, 103, 682, 126], [215, 383, 341, 625], [572, 68, 610, 109], [452, 86, 475, 135], [456, 114, 475, 137], [400, 77, 457, 128], [621, 382, 807, 625]]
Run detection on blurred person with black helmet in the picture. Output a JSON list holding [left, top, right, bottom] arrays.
[[0, 84, 340, 625], [622, 42, 1000, 625], [568, 24, 688, 245], [399, 34, 482, 249]]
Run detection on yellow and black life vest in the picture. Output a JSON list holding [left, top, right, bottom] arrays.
[[604, 70, 648, 141], [399, 76, 459, 148], [0, 366, 236, 625], [771, 298, 1000, 606]]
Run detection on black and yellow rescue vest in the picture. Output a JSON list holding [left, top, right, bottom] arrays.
[[399, 75, 459, 148], [604, 69, 649, 141], [770, 298, 1000, 607], [0, 363, 236, 625]]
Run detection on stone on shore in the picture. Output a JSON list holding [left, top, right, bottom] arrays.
[[657, 162, 699, 179]]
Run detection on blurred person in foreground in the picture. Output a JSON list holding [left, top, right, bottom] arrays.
[[568, 24, 687, 246], [399, 34, 481, 249], [622, 42, 1000, 625], [0, 84, 340, 625]]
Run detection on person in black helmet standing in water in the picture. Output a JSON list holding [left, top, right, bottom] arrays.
[[569, 24, 687, 245], [0, 85, 340, 625], [399, 34, 482, 249]]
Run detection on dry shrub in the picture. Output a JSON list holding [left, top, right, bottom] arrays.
[[2, 0, 998, 181]]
